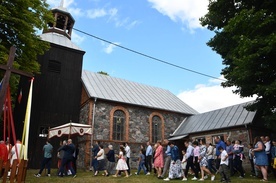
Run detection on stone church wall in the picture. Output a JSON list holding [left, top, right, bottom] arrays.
[[78, 99, 188, 169]]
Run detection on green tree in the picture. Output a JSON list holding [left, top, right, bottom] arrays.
[[0, 0, 54, 73], [200, 0, 276, 127], [97, 71, 109, 76], [0, 0, 54, 108]]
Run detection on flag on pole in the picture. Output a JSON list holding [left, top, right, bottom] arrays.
[[22, 78, 34, 160], [18, 89, 22, 104]]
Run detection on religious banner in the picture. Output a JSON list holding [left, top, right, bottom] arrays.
[[48, 122, 92, 138], [22, 78, 34, 160]]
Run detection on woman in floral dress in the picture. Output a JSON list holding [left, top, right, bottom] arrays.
[[154, 141, 164, 178]]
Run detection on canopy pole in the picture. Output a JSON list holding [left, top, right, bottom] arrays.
[[90, 98, 97, 169]]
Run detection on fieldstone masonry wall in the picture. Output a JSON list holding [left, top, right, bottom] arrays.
[[78, 100, 187, 169]]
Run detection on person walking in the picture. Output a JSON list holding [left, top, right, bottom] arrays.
[[123, 142, 131, 175], [181, 149, 187, 181], [113, 146, 129, 178], [154, 141, 164, 178], [163, 142, 182, 181], [232, 140, 245, 178], [252, 136, 268, 181], [214, 136, 226, 171], [192, 141, 200, 181], [161, 139, 171, 178], [57, 140, 66, 170], [91, 141, 99, 172], [207, 143, 217, 174], [218, 146, 231, 183], [94, 144, 108, 176], [34, 140, 53, 177], [145, 141, 152, 175], [225, 140, 234, 176], [106, 145, 116, 175], [184, 141, 197, 180], [57, 139, 77, 178], [135, 149, 148, 175], [198, 139, 215, 181], [10, 140, 24, 165]]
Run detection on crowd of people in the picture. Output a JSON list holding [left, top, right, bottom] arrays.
[[1, 135, 275, 182], [88, 136, 276, 182]]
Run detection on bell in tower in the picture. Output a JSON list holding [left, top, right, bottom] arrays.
[[43, 0, 74, 40]]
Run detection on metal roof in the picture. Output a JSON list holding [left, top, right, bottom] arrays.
[[82, 70, 198, 115], [40, 32, 83, 51], [172, 101, 256, 136]]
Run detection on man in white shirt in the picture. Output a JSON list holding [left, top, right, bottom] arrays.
[[184, 141, 197, 180], [145, 141, 152, 174], [123, 142, 131, 175]]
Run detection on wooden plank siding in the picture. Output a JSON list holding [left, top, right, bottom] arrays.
[[13, 43, 85, 168]]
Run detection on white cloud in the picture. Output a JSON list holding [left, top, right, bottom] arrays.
[[126, 20, 141, 30], [87, 8, 107, 19], [147, 0, 208, 30], [46, 0, 74, 8], [102, 42, 120, 54], [46, 0, 84, 18], [177, 78, 256, 113], [72, 31, 85, 45], [68, 7, 84, 17]]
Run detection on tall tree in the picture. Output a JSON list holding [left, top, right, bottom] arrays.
[[0, 0, 54, 107], [200, 0, 276, 127], [0, 0, 53, 73]]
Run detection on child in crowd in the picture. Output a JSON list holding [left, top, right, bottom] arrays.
[[135, 149, 148, 175], [181, 150, 187, 181], [233, 140, 244, 161], [248, 143, 256, 176], [219, 146, 231, 183]]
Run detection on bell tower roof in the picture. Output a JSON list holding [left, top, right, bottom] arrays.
[[42, 0, 75, 40]]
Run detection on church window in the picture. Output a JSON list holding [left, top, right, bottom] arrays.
[[112, 110, 125, 141], [48, 60, 61, 73], [152, 115, 162, 143]]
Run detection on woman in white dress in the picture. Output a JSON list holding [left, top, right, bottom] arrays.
[[113, 146, 129, 177]]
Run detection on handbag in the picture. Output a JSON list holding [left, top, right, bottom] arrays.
[[273, 158, 276, 169]]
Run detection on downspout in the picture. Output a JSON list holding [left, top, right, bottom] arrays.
[[90, 98, 97, 168]]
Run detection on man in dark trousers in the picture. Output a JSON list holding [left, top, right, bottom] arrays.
[[184, 141, 198, 180], [91, 141, 99, 173], [215, 136, 226, 171], [145, 141, 152, 175], [34, 140, 53, 177], [57, 139, 77, 178]]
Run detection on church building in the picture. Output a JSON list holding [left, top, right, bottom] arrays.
[[11, 1, 274, 171], [77, 71, 198, 168]]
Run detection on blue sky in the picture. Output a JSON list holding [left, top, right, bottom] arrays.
[[46, 0, 254, 112]]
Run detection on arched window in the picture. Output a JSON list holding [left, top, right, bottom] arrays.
[[152, 115, 162, 143], [113, 110, 125, 141]]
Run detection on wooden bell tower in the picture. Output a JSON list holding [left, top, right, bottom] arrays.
[[14, 1, 85, 168]]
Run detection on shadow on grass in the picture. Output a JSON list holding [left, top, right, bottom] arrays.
[[24, 169, 276, 183]]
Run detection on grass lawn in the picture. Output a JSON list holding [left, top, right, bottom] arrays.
[[23, 169, 276, 183]]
